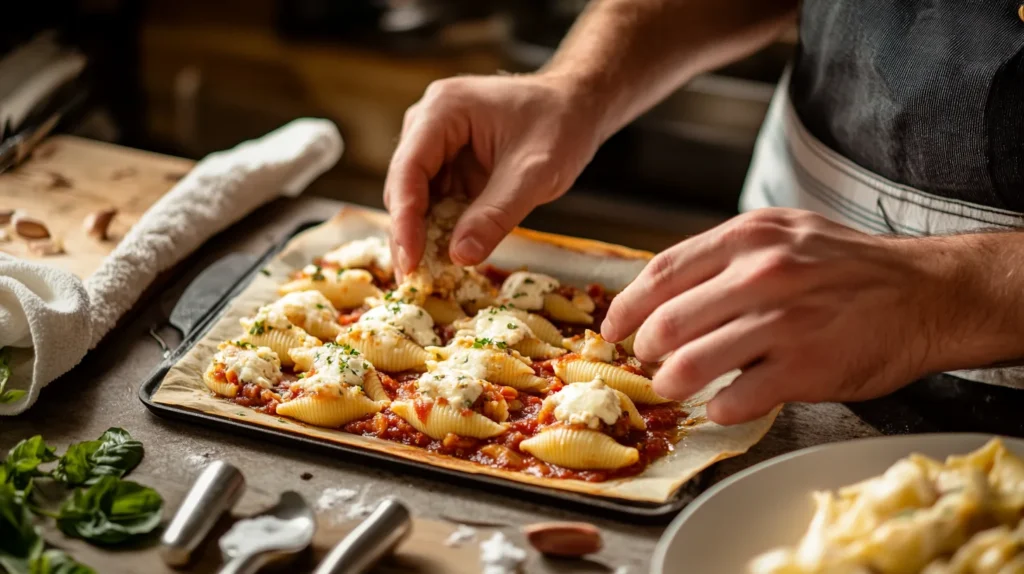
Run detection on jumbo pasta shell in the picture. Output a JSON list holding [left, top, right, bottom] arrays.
[[202, 366, 238, 398], [240, 328, 320, 368], [292, 313, 343, 342], [616, 390, 646, 430], [336, 332, 430, 372], [519, 428, 639, 470], [279, 270, 381, 309], [423, 296, 466, 324], [390, 400, 507, 439], [543, 293, 593, 325], [426, 345, 548, 393], [276, 391, 382, 427], [513, 338, 567, 360], [519, 313, 563, 346], [554, 359, 670, 405], [362, 370, 390, 404]]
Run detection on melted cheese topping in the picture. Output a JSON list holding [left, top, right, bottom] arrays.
[[436, 339, 497, 379], [580, 330, 617, 363], [271, 290, 337, 322], [358, 302, 441, 347], [321, 237, 393, 273], [500, 272, 559, 310], [252, 304, 294, 331], [296, 344, 370, 390], [546, 378, 622, 429], [466, 308, 533, 346], [454, 270, 493, 305], [416, 367, 484, 408], [214, 344, 282, 389]]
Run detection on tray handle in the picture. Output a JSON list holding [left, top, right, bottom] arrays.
[[168, 253, 260, 338]]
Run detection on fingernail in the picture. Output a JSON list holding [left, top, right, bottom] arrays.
[[453, 236, 485, 264], [397, 245, 413, 274], [600, 319, 617, 341]]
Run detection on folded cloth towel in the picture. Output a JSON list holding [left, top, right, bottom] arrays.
[[0, 117, 343, 415]]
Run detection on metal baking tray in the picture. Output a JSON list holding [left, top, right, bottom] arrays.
[[139, 220, 703, 523]]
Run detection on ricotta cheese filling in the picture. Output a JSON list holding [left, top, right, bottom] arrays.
[[580, 330, 617, 363], [546, 378, 622, 429], [321, 236, 393, 273], [468, 310, 532, 346], [297, 344, 370, 390], [499, 271, 559, 310], [215, 344, 282, 389], [417, 367, 485, 408], [250, 304, 294, 332], [357, 302, 441, 347], [271, 290, 337, 322]]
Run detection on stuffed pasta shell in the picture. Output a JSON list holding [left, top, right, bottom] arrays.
[[390, 367, 510, 439], [279, 266, 380, 309], [453, 305, 566, 360], [276, 343, 387, 427], [426, 336, 548, 393], [556, 330, 669, 405], [239, 304, 321, 367], [519, 378, 645, 470], [335, 301, 439, 372], [320, 236, 393, 278], [499, 271, 595, 325], [203, 341, 283, 398], [267, 290, 342, 341]]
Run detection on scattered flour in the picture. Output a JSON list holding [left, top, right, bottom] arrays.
[[315, 487, 358, 513], [218, 514, 313, 558], [444, 524, 478, 547], [344, 484, 376, 519], [185, 452, 213, 470], [480, 532, 526, 574]]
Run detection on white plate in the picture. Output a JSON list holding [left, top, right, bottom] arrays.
[[651, 433, 1024, 574]]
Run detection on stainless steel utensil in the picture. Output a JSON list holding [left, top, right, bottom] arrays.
[[312, 498, 412, 574], [217, 491, 316, 574], [160, 460, 246, 567]]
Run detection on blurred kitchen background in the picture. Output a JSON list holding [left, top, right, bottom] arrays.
[[1, 0, 796, 252]]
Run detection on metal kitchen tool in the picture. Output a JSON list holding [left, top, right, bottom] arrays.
[[217, 491, 316, 574], [312, 498, 412, 574], [160, 460, 246, 567], [166, 252, 259, 337]]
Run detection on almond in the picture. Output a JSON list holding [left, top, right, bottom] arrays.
[[522, 521, 602, 557], [0, 209, 13, 225], [12, 214, 50, 239], [27, 238, 64, 256], [83, 208, 117, 240]]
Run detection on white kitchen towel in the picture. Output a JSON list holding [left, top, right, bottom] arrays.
[[0, 117, 343, 415]]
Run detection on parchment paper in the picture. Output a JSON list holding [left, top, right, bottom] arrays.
[[152, 206, 779, 503]]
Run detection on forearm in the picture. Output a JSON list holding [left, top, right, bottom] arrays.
[[908, 232, 1024, 373], [541, 0, 798, 142]]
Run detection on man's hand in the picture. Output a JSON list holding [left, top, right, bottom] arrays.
[[384, 74, 600, 276], [602, 208, 980, 425]]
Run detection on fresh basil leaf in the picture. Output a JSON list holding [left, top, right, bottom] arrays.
[[53, 429, 143, 486], [0, 348, 25, 404], [5, 437, 57, 490], [57, 477, 163, 545], [0, 481, 44, 573], [29, 550, 95, 574]]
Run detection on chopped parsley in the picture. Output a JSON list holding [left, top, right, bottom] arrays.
[[259, 268, 271, 276], [389, 303, 403, 314], [232, 340, 255, 349], [408, 287, 418, 293], [496, 341, 508, 349], [249, 320, 267, 335], [417, 310, 424, 318], [506, 323, 518, 330], [523, 278, 535, 284], [311, 266, 325, 281], [384, 291, 395, 301], [472, 338, 492, 349], [316, 304, 325, 310], [512, 293, 526, 299]]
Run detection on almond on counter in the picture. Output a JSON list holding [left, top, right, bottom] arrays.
[[12, 214, 50, 239], [83, 208, 117, 240], [522, 521, 603, 557], [0, 209, 13, 225]]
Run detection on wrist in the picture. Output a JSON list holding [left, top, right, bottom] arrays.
[[533, 67, 622, 145], [900, 234, 1024, 374]]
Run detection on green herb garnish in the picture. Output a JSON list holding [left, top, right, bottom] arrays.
[[249, 320, 267, 336], [311, 266, 325, 281], [259, 268, 271, 277], [53, 429, 143, 487], [56, 476, 162, 545]]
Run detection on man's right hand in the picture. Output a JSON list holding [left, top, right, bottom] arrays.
[[383, 73, 601, 276]]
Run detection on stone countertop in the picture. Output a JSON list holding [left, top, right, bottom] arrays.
[[4, 196, 886, 574]]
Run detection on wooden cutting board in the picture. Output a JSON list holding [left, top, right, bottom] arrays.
[[0, 135, 194, 279]]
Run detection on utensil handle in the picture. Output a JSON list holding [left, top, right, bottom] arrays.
[[312, 498, 412, 574], [159, 461, 246, 566]]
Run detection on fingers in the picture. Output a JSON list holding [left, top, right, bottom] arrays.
[[384, 96, 470, 275], [705, 360, 788, 425], [650, 311, 777, 401], [602, 233, 729, 343], [449, 154, 554, 265]]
